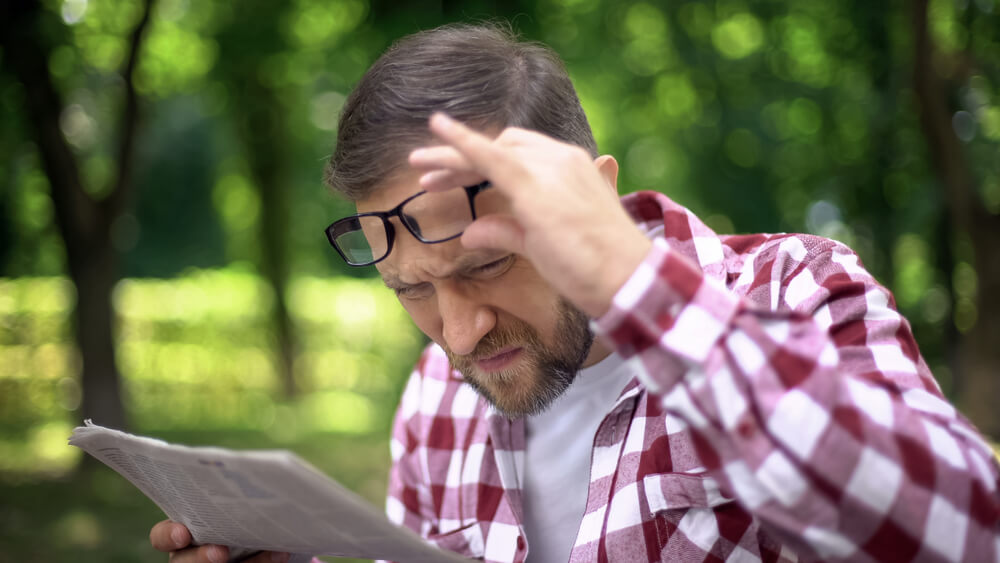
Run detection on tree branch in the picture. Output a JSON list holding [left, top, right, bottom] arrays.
[[103, 0, 156, 221]]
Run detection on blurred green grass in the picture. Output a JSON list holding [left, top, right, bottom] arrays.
[[0, 270, 423, 471], [0, 270, 424, 562], [0, 430, 391, 563]]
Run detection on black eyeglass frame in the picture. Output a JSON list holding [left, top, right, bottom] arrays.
[[325, 181, 492, 266]]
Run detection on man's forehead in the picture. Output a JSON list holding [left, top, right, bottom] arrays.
[[356, 170, 421, 212], [355, 126, 502, 212]]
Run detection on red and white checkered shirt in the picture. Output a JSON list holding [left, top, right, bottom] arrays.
[[382, 191, 1000, 563]]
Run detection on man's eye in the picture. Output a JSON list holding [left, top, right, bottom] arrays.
[[472, 255, 513, 276], [395, 283, 433, 299]]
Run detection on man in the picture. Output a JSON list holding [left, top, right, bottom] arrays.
[[152, 23, 1000, 563]]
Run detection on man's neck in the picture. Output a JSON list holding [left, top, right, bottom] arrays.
[[580, 337, 612, 368]]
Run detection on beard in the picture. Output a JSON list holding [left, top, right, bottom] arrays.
[[444, 298, 594, 418]]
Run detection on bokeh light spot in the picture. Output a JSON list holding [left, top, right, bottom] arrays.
[[712, 13, 765, 59]]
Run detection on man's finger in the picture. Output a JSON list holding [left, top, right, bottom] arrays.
[[151, 520, 191, 552], [418, 169, 487, 192], [426, 113, 515, 183], [408, 145, 472, 173], [461, 214, 525, 255], [167, 544, 229, 563]]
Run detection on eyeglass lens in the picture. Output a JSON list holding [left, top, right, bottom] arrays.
[[332, 187, 494, 265], [400, 189, 476, 242], [332, 216, 389, 265]]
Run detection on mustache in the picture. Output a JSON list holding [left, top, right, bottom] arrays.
[[465, 321, 541, 361]]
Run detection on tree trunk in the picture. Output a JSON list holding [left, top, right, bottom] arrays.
[[964, 215, 1000, 436], [910, 0, 1000, 436], [217, 0, 298, 398], [74, 238, 128, 430], [0, 0, 155, 439], [853, 0, 899, 288], [243, 92, 297, 398]]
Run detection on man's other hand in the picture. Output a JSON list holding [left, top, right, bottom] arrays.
[[149, 520, 290, 563]]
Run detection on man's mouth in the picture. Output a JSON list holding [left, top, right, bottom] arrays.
[[474, 347, 523, 373]]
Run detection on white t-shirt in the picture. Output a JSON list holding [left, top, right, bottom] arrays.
[[522, 352, 634, 563]]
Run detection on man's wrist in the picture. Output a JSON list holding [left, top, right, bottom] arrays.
[[587, 234, 653, 318]]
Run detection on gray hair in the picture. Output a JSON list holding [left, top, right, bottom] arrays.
[[325, 22, 597, 201]]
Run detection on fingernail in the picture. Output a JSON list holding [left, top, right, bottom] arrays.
[[271, 552, 290, 563], [170, 526, 185, 547], [207, 545, 227, 563]]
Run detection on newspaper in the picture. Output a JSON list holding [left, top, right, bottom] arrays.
[[68, 421, 473, 563]]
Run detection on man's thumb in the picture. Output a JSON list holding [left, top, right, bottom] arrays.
[[461, 214, 524, 254]]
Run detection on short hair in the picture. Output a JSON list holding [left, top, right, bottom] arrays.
[[325, 22, 598, 201]]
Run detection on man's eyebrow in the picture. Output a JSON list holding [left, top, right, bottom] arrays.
[[451, 250, 509, 273], [381, 275, 406, 290], [379, 251, 509, 290]]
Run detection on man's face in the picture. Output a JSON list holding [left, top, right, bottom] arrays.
[[357, 170, 600, 418]]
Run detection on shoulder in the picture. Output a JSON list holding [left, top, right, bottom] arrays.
[[619, 190, 887, 312], [721, 232, 884, 310]]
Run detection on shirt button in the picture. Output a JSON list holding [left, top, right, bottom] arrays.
[[517, 536, 525, 550], [737, 419, 755, 439]]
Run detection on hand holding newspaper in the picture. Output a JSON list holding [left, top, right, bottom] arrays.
[[68, 421, 473, 563]]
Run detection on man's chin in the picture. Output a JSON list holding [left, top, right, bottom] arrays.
[[483, 393, 554, 419], [461, 365, 574, 419], [462, 369, 535, 416]]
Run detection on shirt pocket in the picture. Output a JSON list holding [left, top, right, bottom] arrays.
[[642, 471, 733, 513], [641, 471, 736, 560]]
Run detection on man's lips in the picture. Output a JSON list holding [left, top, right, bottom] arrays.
[[474, 347, 523, 372]]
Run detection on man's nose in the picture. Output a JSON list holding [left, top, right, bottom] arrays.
[[438, 285, 495, 356]]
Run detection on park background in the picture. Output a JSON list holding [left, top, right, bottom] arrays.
[[1, 0, 998, 561]]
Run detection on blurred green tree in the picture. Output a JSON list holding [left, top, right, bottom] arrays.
[[1, 0, 998, 444], [911, 0, 1000, 435], [0, 0, 158, 433], [213, 0, 300, 397]]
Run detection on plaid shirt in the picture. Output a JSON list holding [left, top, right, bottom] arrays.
[[382, 191, 1000, 563]]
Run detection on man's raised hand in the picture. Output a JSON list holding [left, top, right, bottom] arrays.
[[409, 113, 651, 318]]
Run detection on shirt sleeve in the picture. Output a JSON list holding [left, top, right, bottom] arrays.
[[593, 235, 1000, 562]]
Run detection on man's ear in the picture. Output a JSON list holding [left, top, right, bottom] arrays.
[[594, 155, 620, 193]]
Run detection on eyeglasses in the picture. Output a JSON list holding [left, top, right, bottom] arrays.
[[326, 181, 492, 266]]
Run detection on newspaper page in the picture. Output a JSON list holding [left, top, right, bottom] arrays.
[[68, 421, 473, 563]]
